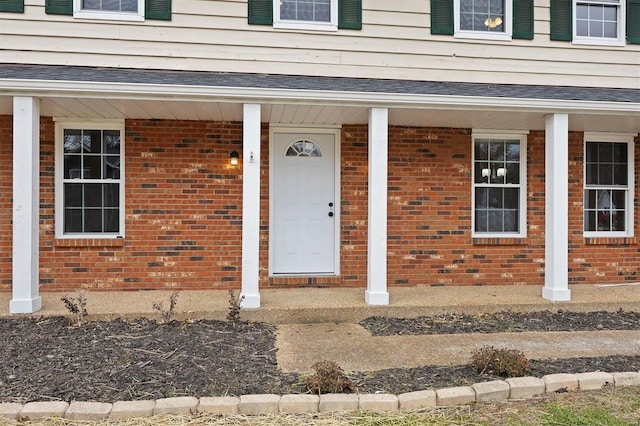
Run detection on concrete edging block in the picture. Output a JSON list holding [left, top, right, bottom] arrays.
[[358, 394, 398, 411], [576, 372, 614, 390], [506, 376, 545, 399], [398, 390, 437, 411], [199, 397, 240, 414], [0, 403, 23, 420], [20, 401, 69, 420], [543, 373, 579, 393], [613, 372, 640, 387], [279, 394, 319, 413], [318, 394, 359, 412], [238, 394, 280, 415], [110, 400, 155, 419], [154, 397, 199, 415], [472, 380, 509, 402], [65, 401, 112, 420], [435, 386, 476, 406]]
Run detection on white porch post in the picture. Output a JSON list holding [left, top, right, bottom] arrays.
[[240, 103, 261, 308], [543, 113, 571, 301], [366, 107, 389, 305], [10, 97, 42, 313]]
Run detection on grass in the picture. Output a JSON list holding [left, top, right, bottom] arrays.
[[3, 386, 639, 426]]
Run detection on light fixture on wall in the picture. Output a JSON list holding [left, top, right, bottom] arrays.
[[229, 151, 239, 167]]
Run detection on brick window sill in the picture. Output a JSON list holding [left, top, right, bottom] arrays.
[[54, 238, 125, 248], [584, 237, 637, 246], [473, 238, 527, 246]]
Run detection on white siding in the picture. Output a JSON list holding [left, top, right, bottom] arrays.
[[1, 0, 638, 88]]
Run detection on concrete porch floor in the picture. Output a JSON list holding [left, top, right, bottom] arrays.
[[1, 284, 639, 323]]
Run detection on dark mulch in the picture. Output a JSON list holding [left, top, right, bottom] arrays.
[[360, 310, 640, 336], [1, 312, 638, 404]]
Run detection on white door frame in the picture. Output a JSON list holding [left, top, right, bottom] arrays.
[[269, 125, 341, 276]]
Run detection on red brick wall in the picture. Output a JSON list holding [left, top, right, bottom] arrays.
[[39, 118, 244, 291], [0, 116, 637, 292], [0, 116, 12, 290]]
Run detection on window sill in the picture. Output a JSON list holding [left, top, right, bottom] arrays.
[[473, 237, 526, 246], [54, 238, 125, 248], [584, 237, 637, 245]]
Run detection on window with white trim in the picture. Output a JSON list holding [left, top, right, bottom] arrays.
[[574, 0, 625, 45], [583, 134, 634, 236], [55, 122, 124, 238], [472, 133, 527, 237], [74, 0, 144, 21], [274, 0, 338, 30], [455, 0, 513, 40]]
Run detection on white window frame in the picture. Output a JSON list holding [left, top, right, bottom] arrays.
[[454, 0, 513, 41], [471, 131, 528, 238], [73, 0, 144, 22], [54, 119, 126, 239], [273, 0, 338, 31], [573, 0, 625, 46], [583, 132, 635, 238]]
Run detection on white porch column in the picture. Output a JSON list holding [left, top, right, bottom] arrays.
[[10, 97, 42, 313], [240, 103, 261, 308], [543, 113, 571, 301], [366, 107, 389, 305]]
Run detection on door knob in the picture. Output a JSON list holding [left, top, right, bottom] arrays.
[[328, 212, 334, 217]]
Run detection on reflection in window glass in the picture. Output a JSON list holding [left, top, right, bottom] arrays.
[[575, 0, 619, 39], [285, 140, 322, 157]]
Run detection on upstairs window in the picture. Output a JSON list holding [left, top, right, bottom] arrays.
[[248, 0, 361, 30], [550, 0, 639, 45], [583, 134, 634, 236], [432, 0, 533, 40], [45, 0, 171, 21], [74, 0, 144, 20]]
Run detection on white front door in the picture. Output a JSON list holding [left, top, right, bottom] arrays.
[[272, 131, 338, 274]]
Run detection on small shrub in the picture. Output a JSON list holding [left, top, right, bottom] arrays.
[[226, 290, 245, 325], [469, 345, 530, 377], [307, 360, 356, 395], [61, 290, 88, 326], [153, 291, 179, 324]]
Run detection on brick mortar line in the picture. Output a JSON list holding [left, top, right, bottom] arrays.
[[1, 372, 639, 421]]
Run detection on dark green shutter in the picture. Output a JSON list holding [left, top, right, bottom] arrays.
[[628, 0, 640, 44], [431, 0, 453, 35], [146, 0, 171, 20], [45, 0, 72, 15], [248, 0, 272, 25], [0, 0, 24, 13], [550, 0, 572, 41], [512, 0, 533, 39], [338, 0, 361, 29]]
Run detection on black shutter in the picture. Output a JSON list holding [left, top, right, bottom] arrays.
[[512, 0, 534, 39], [0, 0, 23, 13], [338, 0, 361, 29], [628, 0, 640, 44], [146, 0, 171, 20], [45, 0, 72, 15], [431, 0, 454, 35], [550, 0, 572, 41], [248, 0, 273, 25]]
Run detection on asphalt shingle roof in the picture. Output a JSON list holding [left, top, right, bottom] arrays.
[[0, 63, 638, 103]]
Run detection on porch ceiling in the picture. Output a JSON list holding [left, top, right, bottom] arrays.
[[0, 96, 638, 133]]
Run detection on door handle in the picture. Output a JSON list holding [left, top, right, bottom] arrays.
[[328, 212, 334, 217]]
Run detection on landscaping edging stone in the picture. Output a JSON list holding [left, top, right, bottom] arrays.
[[1, 372, 638, 421]]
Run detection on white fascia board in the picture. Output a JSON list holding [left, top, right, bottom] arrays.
[[0, 78, 638, 116]]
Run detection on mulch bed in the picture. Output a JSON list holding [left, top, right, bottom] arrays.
[[1, 311, 638, 404]]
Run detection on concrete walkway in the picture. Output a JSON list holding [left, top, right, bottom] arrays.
[[1, 284, 639, 373]]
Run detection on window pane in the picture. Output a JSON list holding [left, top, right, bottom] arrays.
[[613, 164, 627, 185], [503, 210, 518, 232], [598, 164, 613, 185], [84, 184, 103, 208], [475, 187, 488, 208], [475, 210, 488, 232], [64, 183, 83, 208], [84, 130, 101, 153], [104, 209, 120, 233], [503, 188, 519, 209], [584, 210, 597, 231], [488, 187, 503, 208], [102, 0, 119, 11], [104, 184, 119, 207], [64, 130, 82, 153], [280, 0, 330, 22], [488, 210, 503, 232], [64, 209, 83, 233], [474, 162, 489, 183], [82, 0, 100, 10], [84, 210, 103, 232], [474, 141, 488, 160], [84, 156, 102, 179], [122, 0, 137, 12], [505, 163, 519, 184], [64, 155, 83, 179]]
